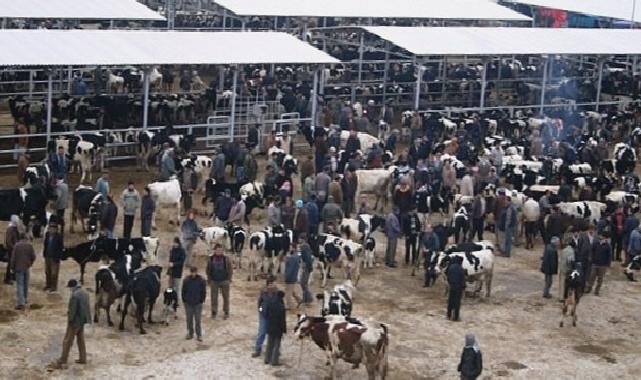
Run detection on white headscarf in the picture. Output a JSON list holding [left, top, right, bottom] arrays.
[[9, 215, 19, 227], [465, 333, 480, 353]]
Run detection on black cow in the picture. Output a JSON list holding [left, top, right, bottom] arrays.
[[0, 187, 49, 237], [23, 162, 53, 189], [162, 288, 179, 326], [94, 266, 121, 327], [71, 186, 104, 238], [119, 265, 162, 334], [202, 178, 247, 204]]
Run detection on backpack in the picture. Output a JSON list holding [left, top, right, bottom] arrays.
[[460, 347, 481, 378]]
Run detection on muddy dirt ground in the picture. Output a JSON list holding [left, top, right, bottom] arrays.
[[0, 154, 640, 380]]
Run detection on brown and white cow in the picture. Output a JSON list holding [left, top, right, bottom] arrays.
[[294, 314, 388, 380]]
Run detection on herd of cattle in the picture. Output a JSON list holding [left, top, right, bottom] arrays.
[[4, 102, 641, 378]]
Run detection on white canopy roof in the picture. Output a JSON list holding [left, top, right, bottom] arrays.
[[214, 0, 531, 21], [508, 0, 641, 23], [363, 27, 641, 56], [0, 30, 339, 66], [0, 0, 164, 21]]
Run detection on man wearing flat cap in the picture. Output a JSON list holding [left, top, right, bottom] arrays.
[[50, 279, 91, 370]]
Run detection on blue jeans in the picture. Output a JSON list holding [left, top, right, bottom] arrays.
[[105, 229, 115, 239], [503, 227, 514, 257], [300, 268, 313, 304], [15, 270, 29, 306], [255, 313, 267, 353]]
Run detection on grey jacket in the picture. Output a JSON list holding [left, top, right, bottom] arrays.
[[55, 182, 68, 210], [121, 189, 141, 216], [68, 286, 92, 327], [160, 151, 176, 180]]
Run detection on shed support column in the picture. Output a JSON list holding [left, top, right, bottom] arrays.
[[28, 70, 34, 99], [322, 17, 327, 51], [142, 67, 150, 130], [414, 60, 422, 111], [301, 20, 308, 41], [539, 58, 549, 115], [229, 66, 238, 142], [357, 32, 364, 86], [382, 42, 390, 103], [311, 66, 320, 128], [595, 59, 604, 111], [165, 0, 175, 30], [46, 71, 53, 143], [66, 65, 73, 94], [441, 57, 447, 104], [274, 16, 278, 30], [480, 60, 488, 111], [222, 9, 227, 30], [633, 55, 638, 73]]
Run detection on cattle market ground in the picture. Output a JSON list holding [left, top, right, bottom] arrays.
[[0, 157, 641, 380]]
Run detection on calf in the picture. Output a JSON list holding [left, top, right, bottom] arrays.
[[355, 168, 395, 212], [119, 265, 162, 334], [226, 223, 246, 269], [162, 287, 179, 326], [247, 230, 268, 281], [316, 234, 363, 288], [339, 214, 385, 241], [199, 226, 230, 250], [182, 155, 212, 193], [363, 236, 376, 269], [294, 314, 388, 380], [71, 186, 104, 239], [557, 201, 606, 224], [624, 256, 641, 281], [202, 178, 246, 205], [93, 266, 121, 327], [560, 269, 584, 327], [317, 280, 354, 317]]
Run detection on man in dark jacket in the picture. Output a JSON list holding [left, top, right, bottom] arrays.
[[43, 223, 63, 292], [140, 187, 155, 237], [51, 279, 91, 369], [457, 333, 483, 379], [340, 170, 357, 218], [11, 234, 35, 309], [206, 244, 233, 319], [100, 196, 118, 239], [306, 195, 319, 237], [421, 224, 441, 287], [252, 275, 278, 358], [545, 206, 562, 245], [541, 237, 560, 298], [264, 290, 286, 366], [298, 234, 314, 304], [293, 200, 309, 240], [447, 256, 466, 321], [403, 210, 422, 266], [284, 245, 301, 309], [4, 215, 19, 284], [181, 162, 198, 213], [469, 193, 485, 242], [214, 189, 233, 226], [587, 232, 612, 296], [169, 237, 186, 306], [384, 208, 402, 268], [182, 266, 207, 342], [345, 129, 361, 156]]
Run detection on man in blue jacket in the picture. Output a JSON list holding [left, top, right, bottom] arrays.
[[447, 256, 466, 321], [587, 232, 612, 296], [284, 245, 301, 310]]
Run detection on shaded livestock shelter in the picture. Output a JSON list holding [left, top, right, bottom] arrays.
[[317, 26, 641, 114], [0, 0, 164, 29], [503, 0, 641, 27], [166, 0, 531, 31], [0, 30, 338, 167]]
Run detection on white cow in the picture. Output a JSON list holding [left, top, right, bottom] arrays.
[[354, 167, 396, 211], [142, 237, 160, 264], [199, 226, 230, 250], [106, 70, 124, 93], [147, 178, 181, 227], [557, 201, 607, 224], [72, 140, 95, 184], [339, 130, 381, 151], [181, 155, 212, 194], [434, 249, 494, 297]]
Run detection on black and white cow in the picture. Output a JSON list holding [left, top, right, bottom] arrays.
[[434, 249, 494, 297], [137, 130, 156, 171], [239, 182, 266, 224], [119, 265, 162, 334], [226, 223, 246, 269], [624, 256, 641, 281], [202, 178, 247, 205], [557, 201, 607, 224], [162, 287, 179, 326], [314, 234, 363, 288], [363, 236, 376, 269], [71, 186, 104, 239], [181, 154, 213, 194], [613, 142, 636, 174], [339, 214, 385, 241], [0, 187, 49, 238], [317, 280, 354, 317]]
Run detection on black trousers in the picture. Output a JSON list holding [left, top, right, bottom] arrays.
[[183, 191, 193, 213], [447, 289, 463, 321], [56, 209, 65, 238], [612, 233, 623, 261], [469, 218, 484, 241], [405, 234, 418, 264], [124, 215, 134, 239]]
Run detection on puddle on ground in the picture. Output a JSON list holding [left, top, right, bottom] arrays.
[[503, 361, 528, 370], [496, 369, 509, 376], [0, 309, 19, 323], [574, 344, 608, 355], [195, 344, 210, 351], [30, 304, 44, 310]]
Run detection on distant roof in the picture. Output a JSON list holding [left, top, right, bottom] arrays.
[[214, 0, 531, 21], [0, 0, 165, 21], [0, 30, 340, 66], [363, 26, 641, 56], [508, 0, 641, 23]]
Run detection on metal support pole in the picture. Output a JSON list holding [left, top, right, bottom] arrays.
[[311, 67, 320, 128], [165, 0, 175, 29], [223, 9, 227, 30], [46, 71, 53, 143], [241, 19, 246, 31], [441, 56, 448, 103], [634, 55, 638, 73], [382, 42, 390, 103], [229, 66, 238, 142], [480, 60, 488, 110], [142, 67, 150, 130], [595, 59, 604, 111], [357, 32, 365, 85], [322, 17, 327, 51], [28, 70, 34, 99], [632, 0, 637, 29], [319, 66, 325, 95], [539, 58, 549, 115], [414, 60, 422, 110], [66, 65, 73, 94], [274, 16, 278, 30], [218, 67, 225, 92], [301, 21, 308, 41]]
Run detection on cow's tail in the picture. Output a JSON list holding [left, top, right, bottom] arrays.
[[378, 323, 389, 377]]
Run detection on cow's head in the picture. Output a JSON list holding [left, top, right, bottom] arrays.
[[294, 314, 326, 339], [433, 252, 450, 276]]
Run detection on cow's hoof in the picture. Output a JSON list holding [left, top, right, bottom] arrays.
[[140, 330, 147, 335], [108, 322, 114, 327], [559, 322, 563, 327], [572, 322, 576, 327]]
